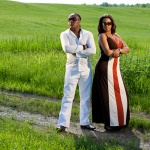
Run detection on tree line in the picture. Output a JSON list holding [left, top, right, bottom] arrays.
[[83, 2, 150, 8]]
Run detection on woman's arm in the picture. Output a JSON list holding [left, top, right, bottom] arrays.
[[99, 33, 115, 57], [115, 33, 130, 55]]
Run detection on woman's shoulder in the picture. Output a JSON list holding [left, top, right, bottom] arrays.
[[99, 33, 106, 36], [98, 33, 107, 40], [99, 33, 107, 37]]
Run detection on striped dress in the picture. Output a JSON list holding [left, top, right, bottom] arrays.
[[92, 36, 130, 127]]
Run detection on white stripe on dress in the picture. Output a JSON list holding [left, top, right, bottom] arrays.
[[108, 57, 118, 126], [117, 57, 127, 124]]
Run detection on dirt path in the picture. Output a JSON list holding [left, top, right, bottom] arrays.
[[0, 106, 150, 150], [0, 90, 150, 149]]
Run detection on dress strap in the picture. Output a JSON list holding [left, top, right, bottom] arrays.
[[114, 33, 120, 38]]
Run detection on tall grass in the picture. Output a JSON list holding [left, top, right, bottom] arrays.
[[0, 36, 66, 97], [121, 41, 150, 95]]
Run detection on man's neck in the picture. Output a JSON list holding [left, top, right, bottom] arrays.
[[70, 27, 80, 33], [70, 27, 81, 38]]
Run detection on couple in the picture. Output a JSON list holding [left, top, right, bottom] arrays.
[[57, 13, 130, 132]]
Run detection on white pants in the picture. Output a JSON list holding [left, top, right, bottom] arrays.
[[58, 62, 92, 128]]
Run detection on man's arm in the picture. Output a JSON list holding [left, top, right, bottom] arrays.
[[60, 32, 82, 54], [76, 32, 96, 57]]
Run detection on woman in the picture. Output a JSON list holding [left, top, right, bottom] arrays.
[[92, 14, 130, 131]]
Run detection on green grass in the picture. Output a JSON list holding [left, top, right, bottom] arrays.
[[0, 116, 130, 150], [0, 0, 150, 100], [129, 116, 150, 131], [0, 0, 149, 115], [0, 0, 149, 123], [130, 95, 150, 113], [0, 36, 66, 97]]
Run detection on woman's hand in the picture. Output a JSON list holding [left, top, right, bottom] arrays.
[[112, 49, 121, 58]]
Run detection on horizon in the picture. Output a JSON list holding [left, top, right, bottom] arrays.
[[10, 0, 150, 5]]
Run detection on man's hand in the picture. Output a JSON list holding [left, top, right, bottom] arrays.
[[83, 44, 88, 50]]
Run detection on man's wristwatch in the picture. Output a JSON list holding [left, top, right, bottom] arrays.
[[83, 45, 86, 50]]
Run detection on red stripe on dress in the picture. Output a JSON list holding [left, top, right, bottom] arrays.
[[113, 58, 124, 126]]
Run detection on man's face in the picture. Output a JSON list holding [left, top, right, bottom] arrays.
[[68, 15, 80, 29]]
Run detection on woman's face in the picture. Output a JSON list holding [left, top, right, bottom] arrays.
[[102, 18, 112, 32]]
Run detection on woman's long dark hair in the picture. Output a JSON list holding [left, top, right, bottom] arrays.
[[98, 14, 116, 34]]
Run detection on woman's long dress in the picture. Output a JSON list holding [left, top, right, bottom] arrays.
[[92, 36, 130, 127]]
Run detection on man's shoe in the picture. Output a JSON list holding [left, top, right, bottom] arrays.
[[80, 124, 96, 130], [56, 126, 66, 132]]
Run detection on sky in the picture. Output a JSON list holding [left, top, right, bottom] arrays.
[[11, 0, 150, 5]]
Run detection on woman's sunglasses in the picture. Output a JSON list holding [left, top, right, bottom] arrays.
[[102, 22, 112, 26]]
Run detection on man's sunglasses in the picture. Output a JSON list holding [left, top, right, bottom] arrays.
[[102, 22, 112, 26], [68, 17, 79, 22]]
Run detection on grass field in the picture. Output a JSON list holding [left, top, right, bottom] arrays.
[[0, 0, 150, 111], [0, 0, 150, 149], [2, 116, 133, 150], [0, 0, 150, 94]]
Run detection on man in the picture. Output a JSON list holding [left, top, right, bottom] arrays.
[[57, 13, 96, 132]]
